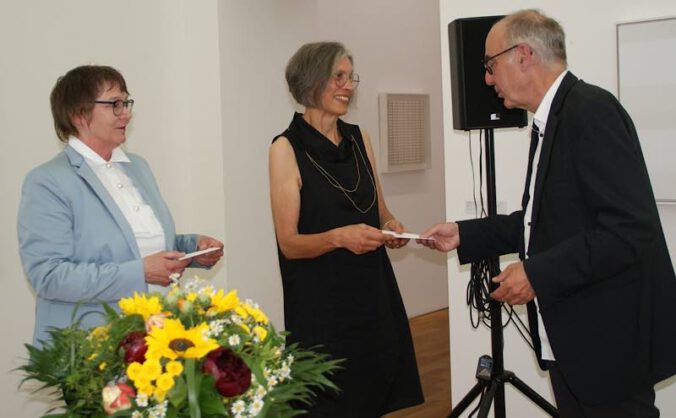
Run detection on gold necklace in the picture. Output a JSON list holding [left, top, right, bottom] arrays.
[[304, 136, 377, 214]]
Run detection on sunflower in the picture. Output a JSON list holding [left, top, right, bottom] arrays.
[[242, 303, 269, 324], [145, 319, 218, 361], [119, 292, 163, 320], [208, 289, 240, 315]]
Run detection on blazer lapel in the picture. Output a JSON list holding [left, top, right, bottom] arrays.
[[64, 146, 140, 257], [530, 72, 578, 228]]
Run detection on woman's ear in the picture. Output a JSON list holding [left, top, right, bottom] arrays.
[[71, 113, 85, 130]]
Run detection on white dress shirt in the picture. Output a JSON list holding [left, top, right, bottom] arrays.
[[68, 137, 167, 291], [524, 70, 568, 361]]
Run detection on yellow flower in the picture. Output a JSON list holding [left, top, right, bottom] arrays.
[[165, 360, 183, 376], [253, 326, 268, 341], [234, 306, 249, 319], [98, 362, 107, 371], [141, 359, 162, 381], [156, 373, 175, 392], [244, 304, 269, 324], [89, 326, 109, 341], [145, 319, 219, 361], [186, 292, 198, 302], [209, 289, 240, 315], [119, 293, 163, 320], [240, 323, 251, 334], [154, 388, 167, 402], [138, 384, 155, 397], [127, 362, 143, 381]]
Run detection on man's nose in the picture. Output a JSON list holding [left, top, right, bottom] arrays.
[[485, 71, 495, 86]]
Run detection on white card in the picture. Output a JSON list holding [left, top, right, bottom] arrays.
[[178, 247, 220, 261], [382, 230, 435, 240]]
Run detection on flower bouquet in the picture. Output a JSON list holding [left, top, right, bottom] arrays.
[[20, 278, 340, 418]]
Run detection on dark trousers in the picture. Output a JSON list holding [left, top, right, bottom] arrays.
[[546, 361, 659, 418]]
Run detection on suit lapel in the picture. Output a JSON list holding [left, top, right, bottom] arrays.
[[531, 72, 578, 227], [64, 146, 140, 257]]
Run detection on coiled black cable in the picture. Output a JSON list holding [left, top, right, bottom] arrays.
[[466, 130, 534, 351]]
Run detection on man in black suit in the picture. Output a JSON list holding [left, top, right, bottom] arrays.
[[421, 9, 676, 418]]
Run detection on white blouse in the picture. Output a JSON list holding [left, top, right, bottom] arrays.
[[68, 137, 167, 292]]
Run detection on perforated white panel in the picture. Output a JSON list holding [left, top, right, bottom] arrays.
[[378, 93, 431, 173]]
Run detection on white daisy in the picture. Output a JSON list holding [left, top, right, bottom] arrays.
[[231, 400, 247, 414], [249, 397, 265, 415], [136, 393, 149, 407], [228, 334, 241, 346]]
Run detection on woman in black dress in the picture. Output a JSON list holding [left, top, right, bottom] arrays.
[[268, 42, 423, 417]]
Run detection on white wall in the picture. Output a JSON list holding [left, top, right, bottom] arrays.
[[217, 0, 316, 330], [439, 0, 676, 416], [0, 1, 225, 417]]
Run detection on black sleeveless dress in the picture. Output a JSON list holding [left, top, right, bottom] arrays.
[[273, 113, 423, 417]]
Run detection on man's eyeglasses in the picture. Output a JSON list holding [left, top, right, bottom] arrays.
[[332, 72, 360, 87], [94, 99, 135, 116], [482, 45, 519, 75]]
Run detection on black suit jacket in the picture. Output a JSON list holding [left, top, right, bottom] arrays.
[[457, 72, 676, 404]]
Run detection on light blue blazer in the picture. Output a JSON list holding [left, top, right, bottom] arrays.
[[18, 145, 198, 345]]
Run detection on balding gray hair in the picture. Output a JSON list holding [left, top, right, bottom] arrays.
[[501, 9, 567, 67]]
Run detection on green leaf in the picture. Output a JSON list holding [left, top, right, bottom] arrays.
[[197, 374, 226, 415], [165, 405, 179, 418], [185, 358, 202, 418], [169, 374, 188, 408]]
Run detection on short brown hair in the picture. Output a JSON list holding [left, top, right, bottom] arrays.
[[50, 65, 129, 142], [285, 42, 352, 108]]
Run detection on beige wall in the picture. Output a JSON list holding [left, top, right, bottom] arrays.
[[440, 0, 676, 416]]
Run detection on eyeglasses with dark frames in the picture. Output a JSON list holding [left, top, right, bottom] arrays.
[[482, 45, 519, 75], [332, 72, 360, 87], [94, 99, 135, 116]]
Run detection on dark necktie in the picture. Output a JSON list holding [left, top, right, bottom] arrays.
[[522, 123, 541, 208]]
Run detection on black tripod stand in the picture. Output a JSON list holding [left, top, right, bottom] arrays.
[[448, 128, 559, 418]]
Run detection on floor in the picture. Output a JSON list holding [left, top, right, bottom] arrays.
[[384, 308, 452, 418]]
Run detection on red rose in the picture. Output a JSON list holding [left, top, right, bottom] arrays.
[[119, 331, 147, 363], [202, 347, 252, 397]]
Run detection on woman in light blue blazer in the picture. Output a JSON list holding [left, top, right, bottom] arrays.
[[18, 65, 224, 345]]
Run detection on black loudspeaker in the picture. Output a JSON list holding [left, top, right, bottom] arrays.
[[448, 16, 528, 131]]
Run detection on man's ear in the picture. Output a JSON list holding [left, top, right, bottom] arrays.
[[518, 44, 535, 68]]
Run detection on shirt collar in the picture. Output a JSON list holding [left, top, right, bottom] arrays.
[[67, 136, 130, 165], [532, 70, 568, 131]]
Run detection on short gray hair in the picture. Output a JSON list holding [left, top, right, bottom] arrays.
[[285, 41, 353, 108], [501, 9, 567, 67]]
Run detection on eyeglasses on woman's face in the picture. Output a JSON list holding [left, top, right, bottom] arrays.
[[332, 71, 360, 88], [94, 99, 135, 116]]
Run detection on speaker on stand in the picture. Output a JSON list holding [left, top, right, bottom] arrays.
[[446, 15, 557, 418]]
